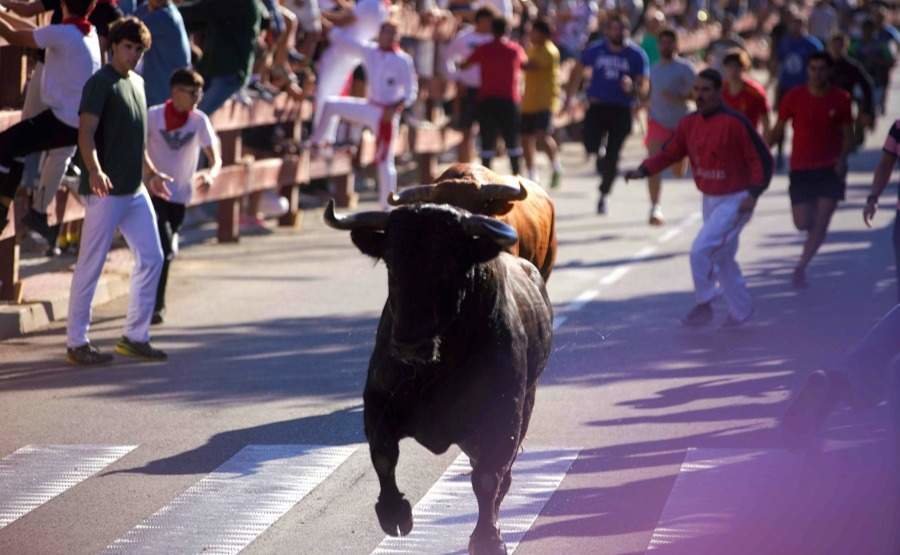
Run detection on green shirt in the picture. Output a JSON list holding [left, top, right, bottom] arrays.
[[178, 0, 264, 83], [78, 65, 147, 197], [640, 34, 660, 67]]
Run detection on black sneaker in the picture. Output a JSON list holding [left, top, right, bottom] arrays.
[[781, 370, 837, 445], [682, 302, 713, 327], [151, 310, 165, 325], [22, 208, 50, 240], [67, 343, 114, 365], [115, 336, 167, 361], [596, 195, 607, 215]]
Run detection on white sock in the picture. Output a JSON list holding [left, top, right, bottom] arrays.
[[552, 159, 562, 172]]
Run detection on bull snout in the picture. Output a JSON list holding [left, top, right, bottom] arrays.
[[391, 337, 441, 364]]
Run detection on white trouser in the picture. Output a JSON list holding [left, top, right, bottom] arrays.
[[20, 61, 76, 207], [313, 43, 364, 142], [691, 190, 753, 320], [67, 188, 164, 347], [310, 97, 399, 209]]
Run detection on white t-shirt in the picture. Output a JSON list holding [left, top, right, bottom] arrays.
[[32, 24, 102, 128], [474, 0, 513, 22], [146, 105, 218, 205], [443, 27, 493, 87], [326, 0, 388, 42]]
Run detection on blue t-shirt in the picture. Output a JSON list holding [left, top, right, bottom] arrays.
[[776, 34, 823, 90], [136, 4, 191, 107], [580, 39, 648, 107]]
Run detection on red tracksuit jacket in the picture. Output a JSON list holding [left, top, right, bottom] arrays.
[[641, 106, 773, 197]]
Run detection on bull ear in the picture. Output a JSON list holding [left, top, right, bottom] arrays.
[[469, 236, 506, 264], [351, 229, 386, 259]]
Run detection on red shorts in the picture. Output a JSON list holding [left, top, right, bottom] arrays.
[[644, 117, 675, 148]]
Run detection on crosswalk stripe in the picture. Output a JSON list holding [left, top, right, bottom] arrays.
[[0, 444, 137, 529], [373, 447, 580, 554], [103, 444, 357, 555]]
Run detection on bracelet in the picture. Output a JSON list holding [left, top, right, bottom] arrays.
[[866, 194, 879, 205]]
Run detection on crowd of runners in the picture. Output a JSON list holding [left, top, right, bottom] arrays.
[[0, 0, 896, 415]]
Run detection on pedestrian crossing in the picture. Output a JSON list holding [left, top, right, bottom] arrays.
[[0, 443, 580, 554]]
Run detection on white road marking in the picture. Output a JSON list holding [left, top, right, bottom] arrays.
[[104, 444, 357, 555], [554, 212, 701, 331], [372, 447, 580, 554], [0, 444, 137, 529]]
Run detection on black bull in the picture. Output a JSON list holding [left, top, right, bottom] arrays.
[[325, 201, 553, 555]]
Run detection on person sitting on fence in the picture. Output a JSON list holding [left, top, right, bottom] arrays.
[[66, 17, 172, 365], [145, 68, 221, 326], [0, 0, 101, 236], [306, 20, 418, 210]]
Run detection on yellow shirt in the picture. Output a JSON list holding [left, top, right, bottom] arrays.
[[522, 40, 561, 114]]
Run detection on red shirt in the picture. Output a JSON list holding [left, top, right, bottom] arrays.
[[643, 107, 773, 197], [465, 38, 527, 102], [722, 77, 769, 131], [778, 86, 852, 171]]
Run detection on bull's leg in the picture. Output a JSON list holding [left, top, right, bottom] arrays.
[[469, 456, 512, 555], [365, 401, 413, 537]]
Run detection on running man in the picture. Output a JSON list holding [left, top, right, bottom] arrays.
[[626, 69, 772, 327], [768, 52, 853, 289], [721, 49, 771, 136], [521, 17, 562, 187]]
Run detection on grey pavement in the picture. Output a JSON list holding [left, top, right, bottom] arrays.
[[1, 88, 898, 554]]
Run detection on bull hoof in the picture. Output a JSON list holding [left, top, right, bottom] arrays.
[[468, 532, 507, 555], [375, 494, 413, 536]]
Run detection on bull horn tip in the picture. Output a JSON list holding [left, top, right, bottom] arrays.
[[387, 192, 401, 206]]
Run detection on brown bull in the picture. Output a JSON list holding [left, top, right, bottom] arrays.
[[389, 163, 557, 280]]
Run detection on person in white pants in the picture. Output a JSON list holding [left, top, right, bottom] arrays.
[[626, 68, 773, 327], [314, 0, 390, 143], [308, 20, 417, 209]]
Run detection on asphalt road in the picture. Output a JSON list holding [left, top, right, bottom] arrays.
[[1, 94, 898, 555]]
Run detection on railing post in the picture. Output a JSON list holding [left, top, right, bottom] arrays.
[[217, 130, 243, 243], [331, 173, 358, 209], [0, 237, 20, 302]]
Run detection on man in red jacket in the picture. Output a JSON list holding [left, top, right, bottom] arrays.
[[626, 68, 773, 327]]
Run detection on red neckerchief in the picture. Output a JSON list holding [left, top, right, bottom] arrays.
[[164, 100, 190, 131], [62, 16, 92, 36]]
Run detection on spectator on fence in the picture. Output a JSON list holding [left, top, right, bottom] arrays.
[[521, 16, 561, 187], [0, 0, 101, 236], [705, 14, 746, 72], [644, 28, 695, 227], [136, 0, 191, 108], [146, 68, 221, 325], [286, 0, 322, 64], [461, 15, 527, 176], [826, 32, 874, 149], [721, 49, 770, 136], [808, 0, 838, 44], [771, 8, 823, 170], [768, 52, 853, 290], [638, 8, 664, 67], [308, 20, 417, 209], [313, 0, 390, 144], [563, 13, 649, 216], [551, 0, 597, 62], [443, 6, 495, 163], [67, 17, 171, 364], [177, 0, 265, 117]]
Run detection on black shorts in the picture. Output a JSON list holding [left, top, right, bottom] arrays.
[[521, 111, 552, 135], [453, 86, 479, 131], [788, 168, 846, 205]]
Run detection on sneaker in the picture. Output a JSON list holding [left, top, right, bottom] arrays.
[[596, 195, 607, 215], [115, 336, 167, 361], [722, 306, 754, 328], [681, 302, 713, 327], [67, 343, 114, 365], [151, 310, 165, 325], [22, 208, 51, 241], [781, 370, 837, 444], [649, 205, 665, 226], [550, 169, 561, 189]]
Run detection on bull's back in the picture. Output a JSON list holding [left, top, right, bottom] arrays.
[[499, 254, 553, 386], [499, 181, 557, 282]]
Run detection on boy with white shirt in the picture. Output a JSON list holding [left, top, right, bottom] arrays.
[[0, 0, 101, 234], [146, 68, 221, 325], [308, 20, 417, 209]]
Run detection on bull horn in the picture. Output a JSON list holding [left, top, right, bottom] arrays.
[[463, 214, 518, 247], [387, 184, 436, 206], [323, 199, 390, 231], [480, 181, 527, 202]]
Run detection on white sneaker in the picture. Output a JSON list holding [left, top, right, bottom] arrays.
[[649, 205, 665, 226]]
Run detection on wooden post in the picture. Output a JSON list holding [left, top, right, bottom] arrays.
[[0, 46, 27, 109], [331, 173, 358, 208], [418, 152, 436, 184], [0, 238, 20, 302], [278, 183, 302, 228], [216, 130, 242, 243]]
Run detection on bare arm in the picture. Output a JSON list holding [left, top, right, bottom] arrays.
[[863, 151, 897, 227], [563, 60, 585, 107], [0, 10, 37, 47], [78, 113, 113, 196], [0, 0, 47, 18], [767, 118, 786, 146]]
